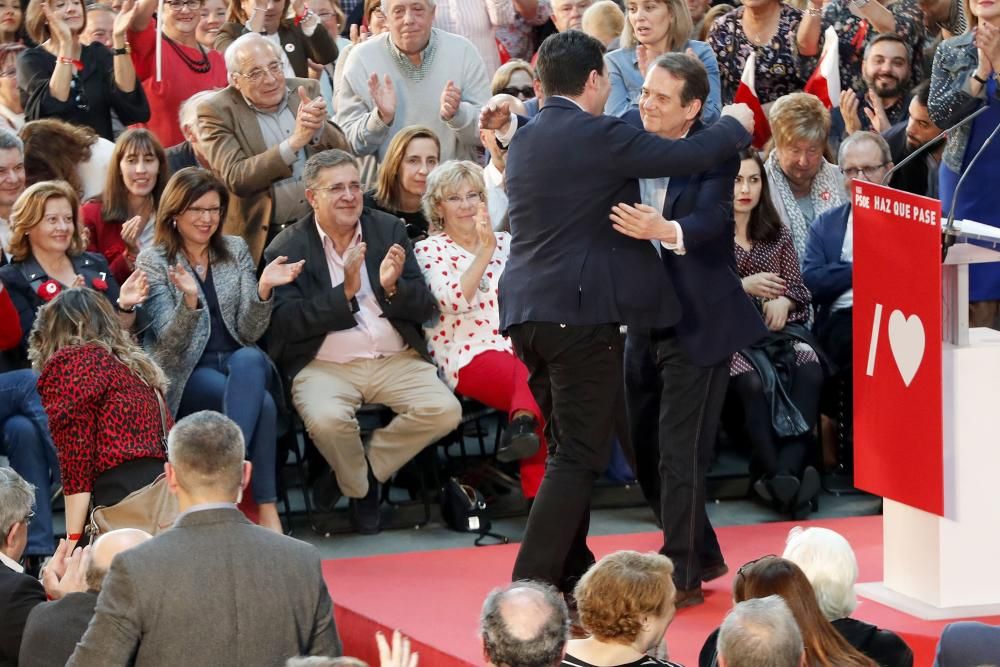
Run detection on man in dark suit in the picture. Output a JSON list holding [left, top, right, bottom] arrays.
[[480, 30, 753, 592], [67, 412, 342, 665], [0, 466, 44, 667], [882, 82, 944, 199], [934, 621, 1000, 666], [264, 149, 460, 534], [20, 528, 152, 667], [616, 53, 768, 607]]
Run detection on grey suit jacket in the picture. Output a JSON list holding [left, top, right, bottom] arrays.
[[19, 591, 98, 667], [136, 235, 272, 412], [67, 507, 341, 666]]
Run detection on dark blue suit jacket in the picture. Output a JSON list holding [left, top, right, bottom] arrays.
[[934, 621, 1000, 666], [499, 96, 751, 331], [802, 202, 852, 328], [623, 111, 766, 366]]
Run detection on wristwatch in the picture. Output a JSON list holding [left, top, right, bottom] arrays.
[[116, 297, 136, 313], [112, 43, 131, 56]]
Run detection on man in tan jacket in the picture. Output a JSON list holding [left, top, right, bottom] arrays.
[[199, 32, 350, 262]]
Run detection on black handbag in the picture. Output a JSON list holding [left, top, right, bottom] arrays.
[[440, 477, 508, 546]]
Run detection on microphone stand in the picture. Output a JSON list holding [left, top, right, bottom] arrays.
[[942, 118, 1000, 262]]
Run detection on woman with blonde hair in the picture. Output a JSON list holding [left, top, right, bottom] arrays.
[[366, 126, 440, 241], [491, 59, 536, 100], [566, 550, 681, 666], [605, 0, 721, 122], [30, 286, 168, 548]]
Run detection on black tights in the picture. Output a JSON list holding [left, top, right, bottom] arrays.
[[732, 362, 823, 478]]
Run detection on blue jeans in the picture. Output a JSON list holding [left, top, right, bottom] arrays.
[[0, 370, 58, 556], [177, 348, 277, 503]]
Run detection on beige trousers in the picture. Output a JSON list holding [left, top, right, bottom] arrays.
[[291, 350, 462, 498]]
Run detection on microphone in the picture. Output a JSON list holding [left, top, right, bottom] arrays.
[[881, 105, 989, 186], [941, 117, 1000, 261]]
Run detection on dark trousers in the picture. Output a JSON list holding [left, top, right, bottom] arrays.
[[626, 330, 729, 591], [508, 322, 624, 592]]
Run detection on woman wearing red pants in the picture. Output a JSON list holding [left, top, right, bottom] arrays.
[[415, 160, 546, 498]]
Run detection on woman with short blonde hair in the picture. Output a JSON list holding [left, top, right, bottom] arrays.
[[491, 59, 536, 99]]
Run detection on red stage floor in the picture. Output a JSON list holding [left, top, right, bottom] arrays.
[[323, 515, 999, 666]]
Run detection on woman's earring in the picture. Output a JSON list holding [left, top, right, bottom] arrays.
[[172, 219, 177, 228]]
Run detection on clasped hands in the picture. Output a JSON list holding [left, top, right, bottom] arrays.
[[342, 242, 406, 301]]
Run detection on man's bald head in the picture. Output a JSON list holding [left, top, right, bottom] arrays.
[[87, 528, 152, 591], [481, 581, 568, 667]]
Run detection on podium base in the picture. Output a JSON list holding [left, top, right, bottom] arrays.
[[856, 582, 1000, 621]]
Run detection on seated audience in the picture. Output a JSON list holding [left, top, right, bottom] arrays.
[[764, 93, 846, 259], [481, 581, 568, 667], [431, 0, 514, 75], [0, 44, 24, 132], [0, 467, 45, 667], [565, 550, 681, 666], [839, 34, 914, 136], [80, 3, 116, 48], [581, 0, 624, 49], [717, 596, 804, 667], [264, 150, 461, 534], [604, 0, 722, 123], [66, 411, 342, 664], [197, 0, 227, 51], [31, 287, 170, 549], [166, 89, 217, 173], [706, 0, 806, 105], [881, 82, 943, 199], [137, 167, 301, 533], [83, 128, 169, 284], [198, 32, 349, 262], [933, 621, 1000, 667], [783, 526, 914, 667], [215, 0, 340, 79], [19, 528, 152, 667], [732, 149, 823, 518], [802, 132, 894, 372], [491, 59, 537, 102], [335, 0, 491, 162], [365, 125, 440, 241], [20, 119, 115, 202], [699, 556, 877, 667], [0, 125, 22, 265], [17, 0, 149, 141], [126, 0, 229, 148], [415, 160, 547, 498]]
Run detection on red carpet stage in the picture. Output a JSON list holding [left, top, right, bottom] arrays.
[[323, 515, 1000, 666]]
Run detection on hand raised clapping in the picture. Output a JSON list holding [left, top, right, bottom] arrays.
[[440, 80, 462, 121], [258, 255, 305, 300], [379, 243, 405, 294], [168, 262, 200, 309], [119, 268, 149, 311], [343, 242, 366, 301]]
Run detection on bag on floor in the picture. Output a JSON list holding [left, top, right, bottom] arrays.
[[440, 477, 507, 546]]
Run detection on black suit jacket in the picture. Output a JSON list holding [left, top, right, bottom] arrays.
[[499, 96, 751, 331], [19, 591, 98, 667], [0, 563, 46, 667], [883, 120, 939, 198], [264, 209, 438, 381], [165, 141, 201, 174], [623, 113, 768, 366]]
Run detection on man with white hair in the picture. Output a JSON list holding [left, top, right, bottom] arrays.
[[783, 527, 913, 667], [718, 596, 805, 667], [166, 90, 218, 173], [199, 32, 350, 262], [0, 467, 44, 666], [335, 0, 491, 162]]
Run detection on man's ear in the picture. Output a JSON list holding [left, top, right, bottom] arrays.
[[165, 461, 180, 496], [686, 98, 704, 124], [241, 461, 253, 492]]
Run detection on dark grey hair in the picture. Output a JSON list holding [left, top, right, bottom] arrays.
[[167, 411, 246, 495], [0, 127, 24, 154], [718, 596, 804, 667], [650, 52, 710, 110], [304, 149, 360, 190], [480, 580, 568, 667], [0, 467, 35, 539], [838, 130, 892, 167]]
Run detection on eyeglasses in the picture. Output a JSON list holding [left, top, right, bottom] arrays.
[[237, 61, 283, 84], [22, 510, 35, 526], [312, 183, 363, 198], [164, 0, 202, 9], [841, 163, 888, 179], [499, 86, 534, 99], [314, 10, 335, 20], [186, 206, 222, 218], [443, 191, 485, 206], [736, 554, 778, 578]]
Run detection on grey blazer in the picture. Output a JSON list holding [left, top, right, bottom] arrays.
[[66, 508, 341, 666], [136, 235, 272, 412]]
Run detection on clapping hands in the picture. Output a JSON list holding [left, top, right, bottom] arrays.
[[258, 255, 305, 300], [41, 538, 91, 601]]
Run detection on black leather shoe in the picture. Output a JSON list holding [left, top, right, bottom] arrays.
[[701, 562, 729, 583], [350, 469, 381, 535], [496, 414, 540, 463], [790, 466, 821, 519], [754, 474, 800, 513], [311, 472, 342, 513]]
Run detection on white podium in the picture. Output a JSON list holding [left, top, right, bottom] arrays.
[[857, 225, 1000, 620]]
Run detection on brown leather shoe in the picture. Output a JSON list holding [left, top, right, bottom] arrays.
[[701, 562, 730, 583], [674, 586, 705, 609]]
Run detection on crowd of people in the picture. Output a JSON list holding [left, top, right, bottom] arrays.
[[0, 0, 998, 662]]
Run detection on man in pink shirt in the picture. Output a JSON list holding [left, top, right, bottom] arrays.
[[263, 149, 461, 534]]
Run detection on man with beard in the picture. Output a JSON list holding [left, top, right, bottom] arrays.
[[882, 81, 944, 198], [839, 34, 913, 135]]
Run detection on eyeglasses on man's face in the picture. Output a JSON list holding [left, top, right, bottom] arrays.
[[841, 163, 888, 180], [22, 510, 35, 526], [165, 0, 202, 10], [237, 61, 284, 85], [312, 182, 363, 199]]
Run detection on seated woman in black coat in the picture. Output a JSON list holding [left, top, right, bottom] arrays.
[[365, 125, 439, 241]]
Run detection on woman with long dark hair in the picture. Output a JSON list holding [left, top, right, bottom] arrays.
[[730, 148, 824, 519]]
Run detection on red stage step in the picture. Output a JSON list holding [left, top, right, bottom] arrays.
[[323, 515, 1000, 666]]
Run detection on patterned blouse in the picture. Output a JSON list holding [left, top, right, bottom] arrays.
[[732, 226, 817, 376], [37, 344, 169, 495], [708, 4, 808, 105], [812, 0, 925, 96]]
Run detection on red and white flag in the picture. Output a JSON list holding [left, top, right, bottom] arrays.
[[733, 52, 771, 149], [804, 25, 841, 109]]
